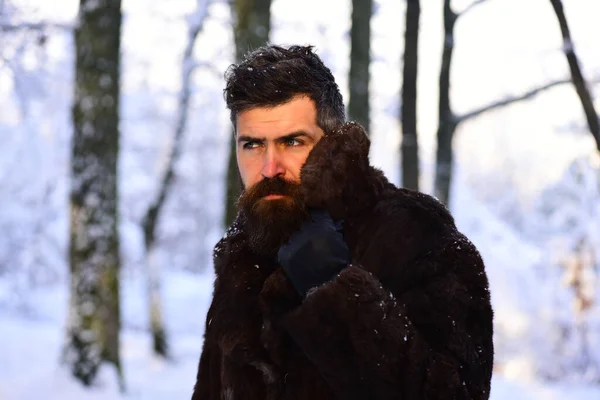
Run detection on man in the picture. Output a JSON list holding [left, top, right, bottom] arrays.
[[192, 45, 493, 400]]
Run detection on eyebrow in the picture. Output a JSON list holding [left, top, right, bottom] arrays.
[[237, 131, 314, 144]]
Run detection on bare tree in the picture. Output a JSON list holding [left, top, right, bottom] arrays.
[[433, 0, 585, 206], [64, 0, 123, 388], [348, 0, 372, 133], [141, 0, 211, 358], [434, 0, 461, 206], [224, 0, 272, 227], [401, 0, 420, 190], [549, 0, 600, 152]]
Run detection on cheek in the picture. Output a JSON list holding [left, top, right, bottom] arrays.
[[237, 154, 260, 186]]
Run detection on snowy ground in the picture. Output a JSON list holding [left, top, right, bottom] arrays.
[[0, 271, 212, 399], [1, 178, 599, 399]]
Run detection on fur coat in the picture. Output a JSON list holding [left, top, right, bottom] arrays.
[[191, 122, 494, 400]]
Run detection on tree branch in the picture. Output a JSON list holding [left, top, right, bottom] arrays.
[[456, 78, 574, 123], [550, 0, 600, 152], [142, 0, 211, 248], [459, 0, 490, 17], [0, 21, 72, 32], [188, 59, 222, 77]]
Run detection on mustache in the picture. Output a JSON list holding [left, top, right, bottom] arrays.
[[242, 177, 302, 200]]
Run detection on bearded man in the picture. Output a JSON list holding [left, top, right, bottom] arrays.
[[191, 45, 494, 400]]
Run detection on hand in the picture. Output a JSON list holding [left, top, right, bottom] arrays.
[[277, 209, 350, 297]]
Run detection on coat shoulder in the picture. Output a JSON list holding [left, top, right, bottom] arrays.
[[212, 216, 248, 274], [373, 188, 457, 237], [350, 188, 473, 286]]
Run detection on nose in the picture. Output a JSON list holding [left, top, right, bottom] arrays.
[[261, 147, 285, 179]]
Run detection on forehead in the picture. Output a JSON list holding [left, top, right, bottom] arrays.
[[235, 96, 320, 137]]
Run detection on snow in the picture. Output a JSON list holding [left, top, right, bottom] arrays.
[[2, 0, 600, 398], [0, 270, 213, 399]]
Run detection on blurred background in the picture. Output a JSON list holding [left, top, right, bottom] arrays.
[[1, 0, 599, 398]]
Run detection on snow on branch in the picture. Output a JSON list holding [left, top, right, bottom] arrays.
[[459, 0, 490, 17]]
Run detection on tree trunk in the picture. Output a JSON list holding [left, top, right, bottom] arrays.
[[224, 0, 272, 227], [348, 0, 372, 133], [549, 0, 600, 152], [65, 0, 123, 389], [401, 0, 420, 190], [434, 0, 457, 206]]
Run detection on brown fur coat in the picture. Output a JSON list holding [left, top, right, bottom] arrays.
[[191, 123, 494, 399]]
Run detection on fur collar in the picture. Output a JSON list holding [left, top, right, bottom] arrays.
[[300, 122, 394, 220]]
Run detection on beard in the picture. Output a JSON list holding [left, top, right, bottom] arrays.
[[238, 177, 309, 257]]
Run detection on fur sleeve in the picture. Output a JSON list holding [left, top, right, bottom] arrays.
[[191, 299, 223, 400], [260, 239, 494, 400], [191, 341, 221, 400]]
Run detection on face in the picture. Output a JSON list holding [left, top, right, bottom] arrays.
[[235, 95, 325, 193], [235, 96, 324, 255]]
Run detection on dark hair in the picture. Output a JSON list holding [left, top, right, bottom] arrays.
[[224, 45, 345, 134]]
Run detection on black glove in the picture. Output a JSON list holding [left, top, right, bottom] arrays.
[[277, 209, 350, 297]]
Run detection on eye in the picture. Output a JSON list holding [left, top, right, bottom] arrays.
[[284, 137, 303, 147], [242, 140, 261, 150]]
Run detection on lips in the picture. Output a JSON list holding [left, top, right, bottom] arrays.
[[263, 194, 286, 200]]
